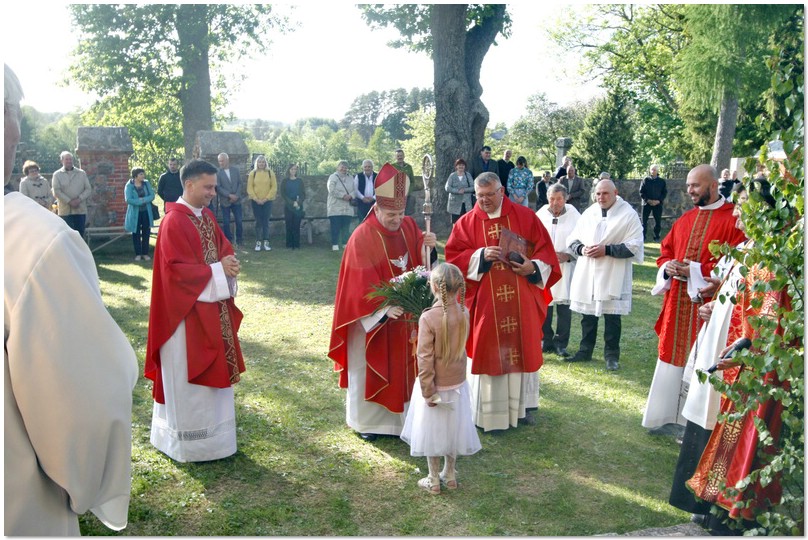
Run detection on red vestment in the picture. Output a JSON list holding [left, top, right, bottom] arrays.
[[145, 203, 245, 404], [445, 196, 561, 376], [655, 203, 745, 366], [328, 211, 427, 413], [687, 265, 787, 520]]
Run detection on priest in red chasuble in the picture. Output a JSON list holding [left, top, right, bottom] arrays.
[[642, 164, 745, 434], [329, 163, 437, 440], [445, 171, 561, 431], [145, 159, 245, 462]]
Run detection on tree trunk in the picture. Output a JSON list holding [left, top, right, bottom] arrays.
[[177, 4, 213, 161], [710, 87, 738, 171], [431, 4, 505, 233]]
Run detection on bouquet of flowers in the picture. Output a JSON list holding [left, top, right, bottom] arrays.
[[366, 266, 434, 320]]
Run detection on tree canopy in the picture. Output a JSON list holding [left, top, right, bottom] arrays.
[[68, 4, 288, 162], [360, 5, 510, 231]]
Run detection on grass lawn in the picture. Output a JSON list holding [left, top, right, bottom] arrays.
[[80, 230, 691, 536]]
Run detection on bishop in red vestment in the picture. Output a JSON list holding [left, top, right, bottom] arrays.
[[642, 165, 745, 432], [145, 159, 245, 462], [329, 163, 437, 439], [445, 172, 560, 431]]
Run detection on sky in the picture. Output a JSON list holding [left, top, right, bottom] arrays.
[[2, 3, 604, 127]]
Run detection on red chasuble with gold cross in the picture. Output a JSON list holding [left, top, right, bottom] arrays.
[[329, 211, 428, 413], [145, 203, 245, 404], [446, 197, 561, 376], [654, 202, 745, 367]]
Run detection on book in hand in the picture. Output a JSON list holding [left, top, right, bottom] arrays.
[[498, 227, 535, 265]]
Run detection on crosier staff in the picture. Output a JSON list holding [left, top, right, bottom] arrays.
[[421, 154, 434, 270]]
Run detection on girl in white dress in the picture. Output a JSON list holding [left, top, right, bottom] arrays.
[[401, 263, 482, 494]]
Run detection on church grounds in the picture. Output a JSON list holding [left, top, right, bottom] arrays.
[[82, 234, 695, 536]]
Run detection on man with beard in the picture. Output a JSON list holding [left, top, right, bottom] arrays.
[[642, 164, 745, 436]]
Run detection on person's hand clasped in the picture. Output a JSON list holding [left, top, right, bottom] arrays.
[[387, 306, 405, 319], [483, 246, 502, 262], [582, 244, 606, 258], [510, 257, 536, 277], [698, 301, 715, 322], [221, 254, 241, 277]]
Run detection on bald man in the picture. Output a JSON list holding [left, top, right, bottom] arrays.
[[565, 179, 644, 370], [642, 165, 746, 435]]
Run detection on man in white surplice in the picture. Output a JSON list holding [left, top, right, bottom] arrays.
[[536, 182, 581, 358], [565, 179, 644, 370]]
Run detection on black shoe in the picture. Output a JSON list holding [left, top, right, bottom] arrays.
[[653, 235, 661, 241], [542, 342, 554, 353], [606, 359, 619, 370], [567, 351, 592, 363], [555, 346, 571, 358], [358, 432, 377, 442]]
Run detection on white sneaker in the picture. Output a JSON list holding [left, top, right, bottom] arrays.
[[255, 241, 262, 251], [263, 241, 272, 251], [332, 245, 339, 251], [134, 255, 142, 261]]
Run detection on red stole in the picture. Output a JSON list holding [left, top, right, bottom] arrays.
[[655, 203, 745, 366], [328, 212, 426, 413], [446, 197, 561, 376], [145, 203, 245, 404]]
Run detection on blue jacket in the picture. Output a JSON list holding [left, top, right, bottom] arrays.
[[124, 179, 156, 232]]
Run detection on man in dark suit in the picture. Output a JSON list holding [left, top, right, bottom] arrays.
[[216, 153, 243, 249], [354, 159, 377, 221], [498, 149, 515, 196], [470, 145, 496, 179]]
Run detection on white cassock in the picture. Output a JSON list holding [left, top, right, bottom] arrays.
[[5, 193, 138, 535], [536, 203, 580, 304], [150, 201, 239, 462], [345, 311, 408, 435], [680, 247, 745, 429], [464, 205, 553, 432]]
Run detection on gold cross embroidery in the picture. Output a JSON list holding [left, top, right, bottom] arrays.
[[499, 316, 518, 334], [507, 349, 521, 365], [492, 261, 507, 272], [496, 284, 516, 302], [487, 223, 502, 240]]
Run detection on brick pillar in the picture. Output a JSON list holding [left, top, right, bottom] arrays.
[[75, 127, 134, 228]]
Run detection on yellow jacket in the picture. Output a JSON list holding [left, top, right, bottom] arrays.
[[247, 169, 278, 201]]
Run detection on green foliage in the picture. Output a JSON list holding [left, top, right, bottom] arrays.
[[708, 8, 804, 534], [360, 5, 512, 55], [81, 89, 184, 181], [551, 5, 688, 165], [16, 109, 80, 173], [400, 106, 436, 172], [569, 91, 636, 178], [510, 93, 593, 171], [366, 127, 396, 168], [341, 88, 434, 144], [67, 4, 288, 161]]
